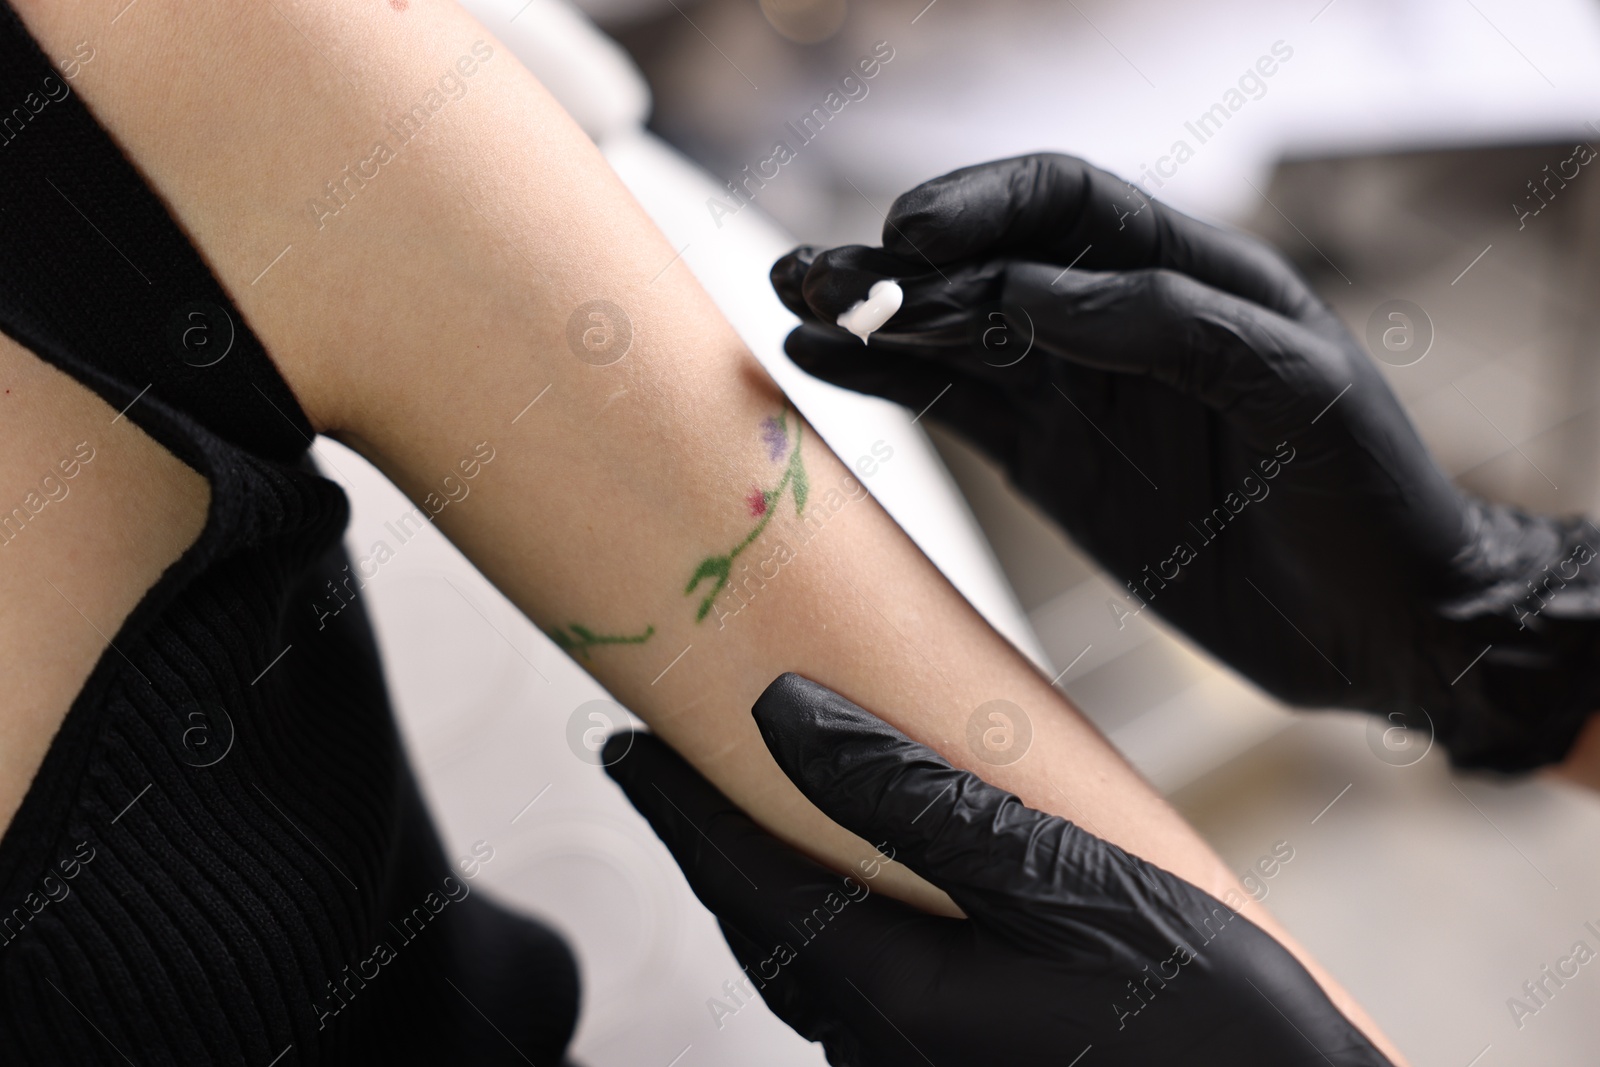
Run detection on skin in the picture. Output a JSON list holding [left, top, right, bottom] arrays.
[[0, 0, 1407, 1057], [1550, 717, 1600, 792], [0, 335, 210, 842]]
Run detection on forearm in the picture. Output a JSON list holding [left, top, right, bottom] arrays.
[[14, 0, 1396, 1054]]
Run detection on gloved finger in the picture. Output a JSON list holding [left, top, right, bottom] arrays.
[[790, 245, 949, 336], [794, 248, 1034, 382], [883, 153, 1325, 324], [771, 244, 822, 322], [1003, 262, 1350, 446], [601, 730, 909, 980], [772, 244, 929, 328], [774, 244, 1003, 357], [784, 325, 1025, 468], [751, 674, 1181, 946]]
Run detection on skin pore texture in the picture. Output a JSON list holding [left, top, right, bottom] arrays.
[[3, 0, 1403, 1057]]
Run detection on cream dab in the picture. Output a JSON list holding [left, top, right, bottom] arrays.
[[836, 279, 903, 344]]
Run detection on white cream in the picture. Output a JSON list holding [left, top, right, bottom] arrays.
[[836, 279, 904, 344]]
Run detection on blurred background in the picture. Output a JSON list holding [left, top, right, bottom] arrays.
[[318, 0, 1600, 1063]]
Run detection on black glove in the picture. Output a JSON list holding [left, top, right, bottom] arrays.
[[772, 153, 1600, 772], [603, 673, 1395, 1065]]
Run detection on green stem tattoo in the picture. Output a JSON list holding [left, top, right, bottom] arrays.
[[549, 623, 656, 659], [685, 409, 808, 622]]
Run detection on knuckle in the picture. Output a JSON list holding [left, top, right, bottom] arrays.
[[1141, 267, 1194, 311]]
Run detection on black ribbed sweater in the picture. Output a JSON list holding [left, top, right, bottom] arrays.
[[0, 4, 578, 1063]]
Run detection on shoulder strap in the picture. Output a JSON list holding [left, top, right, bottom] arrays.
[[0, 1, 313, 463]]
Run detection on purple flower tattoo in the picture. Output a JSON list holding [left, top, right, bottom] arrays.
[[761, 415, 787, 463], [685, 409, 808, 622]]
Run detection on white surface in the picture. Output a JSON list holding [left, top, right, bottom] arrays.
[[1181, 713, 1600, 1065]]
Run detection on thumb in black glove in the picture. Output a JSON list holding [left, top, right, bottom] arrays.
[[604, 672, 1398, 1065]]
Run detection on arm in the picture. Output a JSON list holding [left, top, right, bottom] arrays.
[[11, 1, 1398, 1055], [605, 674, 1396, 1065]]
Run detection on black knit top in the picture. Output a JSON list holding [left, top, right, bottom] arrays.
[[0, 5, 578, 1064]]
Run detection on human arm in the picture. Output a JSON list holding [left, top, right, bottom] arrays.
[[7, 3, 1396, 1054], [604, 673, 1395, 1066]]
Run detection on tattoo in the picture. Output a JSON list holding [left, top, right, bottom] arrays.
[[686, 410, 808, 622], [549, 623, 656, 659], [549, 411, 808, 654]]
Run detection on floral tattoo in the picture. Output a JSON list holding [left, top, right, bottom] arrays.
[[548, 410, 809, 655], [548, 623, 656, 659], [686, 410, 808, 622]]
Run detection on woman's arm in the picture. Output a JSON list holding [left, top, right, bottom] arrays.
[[11, 0, 1399, 1055]]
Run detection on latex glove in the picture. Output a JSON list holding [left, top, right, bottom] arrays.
[[603, 673, 1396, 1066], [771, 153, 1600, 772]]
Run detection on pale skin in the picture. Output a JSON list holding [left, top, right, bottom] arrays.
[[0, 0, 1460, 1059]]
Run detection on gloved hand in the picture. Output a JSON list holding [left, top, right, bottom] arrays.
[[603, 673, 1395, 1065], [772, 153, 1600, 772]]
